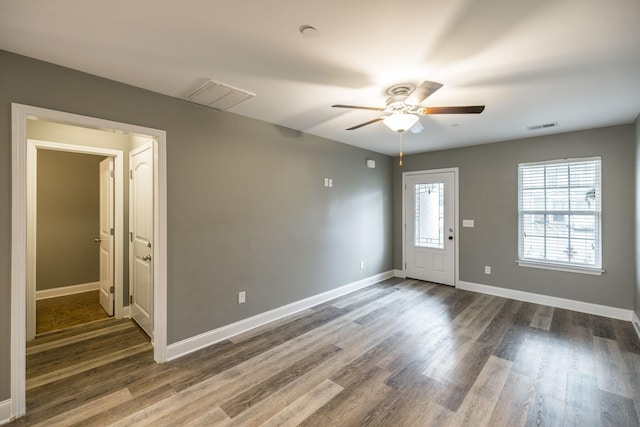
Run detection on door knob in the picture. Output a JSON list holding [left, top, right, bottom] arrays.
[[94, 238, 102, 243], [448, 236, 454, 240], [143, 255, 152, 261]]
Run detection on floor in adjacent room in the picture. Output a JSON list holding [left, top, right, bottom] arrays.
[[11, 278, 640, 426], [36, 290, 110, 335]]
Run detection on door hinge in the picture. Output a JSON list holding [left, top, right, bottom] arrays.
[[405, 262, 407, 269], [129, 170, 133, 179], [129, 295, 133, 304], [109, 286, 114, 294], [110, 228, 115, 236], [129, 231, 133, 242], [109, 170, 114, 178]]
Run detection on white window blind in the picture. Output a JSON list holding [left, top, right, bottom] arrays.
[[518, 157, 601, 271]]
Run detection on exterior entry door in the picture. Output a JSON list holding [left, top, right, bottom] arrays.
[[405, 171, 455, 286], [98, 157, 115, 316], [130, 142, 154, 339]]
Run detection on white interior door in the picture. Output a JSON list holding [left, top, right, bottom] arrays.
[[130, 142, 154, 339], [98, 157, 115, 316], [405, 171, 455, 286]]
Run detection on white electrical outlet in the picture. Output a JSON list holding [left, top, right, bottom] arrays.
[[360, 261, 364, 270], [484, 266, 491, 275], [238, 291, 246, 304]]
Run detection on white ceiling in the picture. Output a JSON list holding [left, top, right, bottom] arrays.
[[1, 0, 639, 155]]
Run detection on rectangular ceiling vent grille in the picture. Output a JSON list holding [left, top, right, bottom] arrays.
[[527, 122, 558, 131], [186, 80, 255, 110]]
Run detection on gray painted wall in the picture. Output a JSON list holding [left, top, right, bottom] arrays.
[[36, 150, 102, 290], [394, 125, 635, 309], [0, 50, 393, 400], [635, 114, 640, 322]]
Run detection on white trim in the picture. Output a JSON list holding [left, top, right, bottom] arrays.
[[26, 139, 125, 340], [165, 270, 394, 361], [516, 260, 604, 276], [394, 269, 406, 278], [36, 282, 100, 300], [633, 312, 640, 341], [0, 399, 11, 425], [122, 305, 131, 318], [401, 167, 459, 286], [457, 280, 633, 321], [11, 103, 168, 420]]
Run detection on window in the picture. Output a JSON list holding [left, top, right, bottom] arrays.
[[518, 157, 602, 274]]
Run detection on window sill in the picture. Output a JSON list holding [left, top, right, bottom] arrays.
[[516, 260, 604, 276]]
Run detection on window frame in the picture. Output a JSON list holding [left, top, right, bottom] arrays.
[[516, 157, 604, 276]]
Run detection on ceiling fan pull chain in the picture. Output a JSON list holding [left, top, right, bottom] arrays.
[[399, 132, 403, 167]]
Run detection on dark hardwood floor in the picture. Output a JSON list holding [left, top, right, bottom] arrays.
[[10, 278, 640, 426]]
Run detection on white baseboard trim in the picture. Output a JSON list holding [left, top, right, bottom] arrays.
[[0, 399, 11, 425], [122, 305, 131, 319], [36, 282, 100, 300], [457, 280, 633, 321], [165, 270, 394, 361], [633, 312, 640, 341], [393, 269, 405, 278]]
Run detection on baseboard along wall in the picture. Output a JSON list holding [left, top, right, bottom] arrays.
[[456, 280, 633, 322], [35, 281, 100, 300], [0, 399, 11, 426], [165, 270, 394, 361]]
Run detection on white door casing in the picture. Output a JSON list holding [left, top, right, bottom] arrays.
[[98, 157, 115, 316], [404, 170, 456, 286], [12, 103, 168, 420], [130, 142, 154, 339]]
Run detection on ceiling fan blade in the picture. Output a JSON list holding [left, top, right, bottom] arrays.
[[419, 105, 485, 114], [405, 81, 443, 105], [332, 104, 385, 111], [346, 117, 385, 130]]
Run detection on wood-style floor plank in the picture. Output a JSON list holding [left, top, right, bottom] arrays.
[[9, 278, 640, 426]]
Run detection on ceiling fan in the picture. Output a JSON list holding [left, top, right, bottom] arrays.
[[332, 80, 485, 133], [332, 80, 485, 166]]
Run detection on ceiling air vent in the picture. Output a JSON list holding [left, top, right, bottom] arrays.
[[186, 80, 255, 110], [527, 122, 558, 131]]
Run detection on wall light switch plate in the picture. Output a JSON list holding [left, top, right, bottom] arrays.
[[238, 291, 246, 304], [463, 219, 475, 228]]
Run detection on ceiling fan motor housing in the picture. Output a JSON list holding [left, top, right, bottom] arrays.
[[385, 83, 416, 111]]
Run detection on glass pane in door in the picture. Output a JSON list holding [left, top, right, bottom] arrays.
[[415, 182, 444, 249]]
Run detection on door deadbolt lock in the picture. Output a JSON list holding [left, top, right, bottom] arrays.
[[448, 236, 454, 240], [142, 255, 152, 261]]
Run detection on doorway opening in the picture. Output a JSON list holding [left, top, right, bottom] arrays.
[[26, 139, 125, 341], [11, 103, 168, 419], [34, 148, 114, 336]]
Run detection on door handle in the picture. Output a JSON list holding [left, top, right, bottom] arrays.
[[448, 236, 454, 240], [143, 255, 152, 261], [94, 238, 102, 243]]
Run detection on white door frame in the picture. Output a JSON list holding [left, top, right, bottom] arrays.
[[402, 168, 459, 285], [26, 139, 124, 341], [11, 103, 168, 419]]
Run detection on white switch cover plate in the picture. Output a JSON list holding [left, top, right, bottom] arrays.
[[484, 266, 491, 274], [238, 291, 246, 304], [463, 219, 475, 228]]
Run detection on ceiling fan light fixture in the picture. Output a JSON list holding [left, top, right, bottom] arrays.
[[383, 113, 419, 133]]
